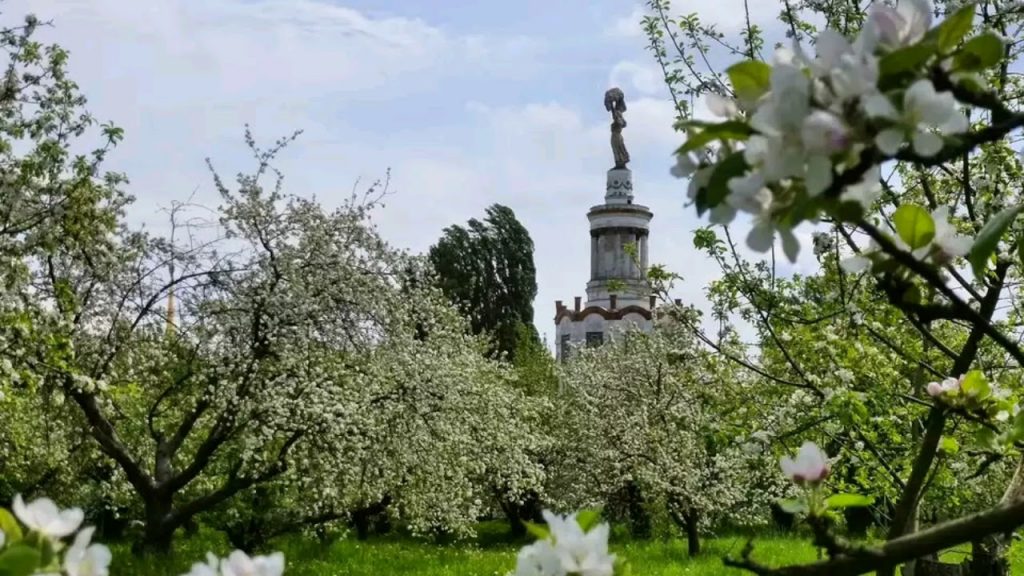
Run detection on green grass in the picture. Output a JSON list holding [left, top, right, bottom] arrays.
[[108, 522, 1024, 575]]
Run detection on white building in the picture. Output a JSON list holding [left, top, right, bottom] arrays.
[[554, 166, 655, 361]]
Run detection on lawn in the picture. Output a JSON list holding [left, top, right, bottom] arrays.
[[108, 522, 1024, 575]]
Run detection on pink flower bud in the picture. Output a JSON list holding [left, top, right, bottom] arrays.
[[780, 441, 830, 486]]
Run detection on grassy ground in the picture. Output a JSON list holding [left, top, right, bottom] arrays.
[[108, 522, 1024, 575]]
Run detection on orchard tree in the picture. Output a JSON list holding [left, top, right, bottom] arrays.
[[553, 314, 787, 555], [635, 0, 1024, 574], [0, 5, 129, 521], [205, 282, 548, 549], [429, 204, 539, 359]]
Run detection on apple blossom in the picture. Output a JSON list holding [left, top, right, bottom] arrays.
[[726, 173, 773, 216], [670, 152, 699, 179], [747, 213, 801, 263], [780, 442, 830, 486], [555, 523, 615, 576], [867, 79, 968, 157], [860, 0, 932, 52], [928, 207, 972, 264], [63, 527, 112, 576], [801, 111, 850, 155], [12, 495, 83, 540], [221, 551, 285, 576], [706, 93, 740, 119], [182, 553, 221, 576], [927, 376, 962, 398], [515, 540, 563, 576], [839, 165, 883, 211], [812, 232, 835, 257]]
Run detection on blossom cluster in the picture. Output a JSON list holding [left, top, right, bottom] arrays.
[[925, 370, 1016, 421], [0, 495, 284, 576], [514, 511, 616, 576], [671, 0, 997, 263]]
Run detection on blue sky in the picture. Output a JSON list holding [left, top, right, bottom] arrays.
[[15, 0, 812, 344]]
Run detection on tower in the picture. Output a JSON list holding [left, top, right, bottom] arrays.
[[554, 88, 654, 361]]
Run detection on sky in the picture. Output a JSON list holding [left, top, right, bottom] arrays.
[[11, 0, 823, 345]]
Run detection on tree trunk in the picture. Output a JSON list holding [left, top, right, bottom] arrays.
[[683, 507, 701, 556], [136, 497, 175, 555]]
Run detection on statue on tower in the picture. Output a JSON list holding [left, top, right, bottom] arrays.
[[604, 87, 630, 170]]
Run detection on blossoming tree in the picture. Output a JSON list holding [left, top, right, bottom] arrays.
[[551, 314, 789, 556], [641, 0, 1024, 573]]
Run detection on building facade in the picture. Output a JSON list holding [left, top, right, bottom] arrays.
[[554, 166, 654, 361]]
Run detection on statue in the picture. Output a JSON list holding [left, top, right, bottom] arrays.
[[604, 87, 630, 170]]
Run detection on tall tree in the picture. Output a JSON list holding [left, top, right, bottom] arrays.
[[429, 204, 538, 359]]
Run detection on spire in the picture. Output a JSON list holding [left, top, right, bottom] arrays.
[[165, 261, 177, 337]]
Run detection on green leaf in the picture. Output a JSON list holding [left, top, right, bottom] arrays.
[[0, 544, 41, 576], [679, 121, 754, 153], [697, 152, 749, 215], [825, 493, 875, 509], [524, 521, 550, 541], [0, 510, 21, 544], [969, 204, 1022, 278], [879, 42, 937, 79], [726, 60, 771, 103], [933, 4, 976, 53], [954, 32, 1005, 71], [940, 436, 961, 455], [961, 370, 990, 400], [576, 509, 603, 532], [893, 205, 936, 250], [777, 498, 808, 515], [975, 426, 999, 450]]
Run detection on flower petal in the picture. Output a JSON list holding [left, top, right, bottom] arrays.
[[912, 130, 944, 157], [863, 93, 899, 120], [706, 93, 739, 118], [805, 155, 833, 197], [876, 128, 906, 155], [780, 228, 801, 263], [747, 221, 775, 253]]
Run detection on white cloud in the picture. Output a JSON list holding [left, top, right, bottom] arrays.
[[606, 5, 646, 40], [609, 61, 663, 97], [4, 0, 818, 347]]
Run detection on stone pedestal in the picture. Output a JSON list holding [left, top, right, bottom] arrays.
[[606, 168, 633, 204]]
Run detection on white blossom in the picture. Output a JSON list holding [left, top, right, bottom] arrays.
[[221, 551, 285, 576], [812, 232, 835, 257], [840, 165, 883, 211], [861, 0, 932, 52], [929, 207, 972, 264], [926, 375, 963, 398], [747, 214, 800, 263], [12, 495, 83, 539], [706, 93, 740, 119], [515, 541, 563, 576], [867, 80, 968, 157], [63, 527, 112, 576], [780, 441, 830, 486], [181, 553, 221, 576], [670, 152, 699, 179]]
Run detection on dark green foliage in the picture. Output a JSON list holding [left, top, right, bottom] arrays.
[[428, 204, 538, 359]]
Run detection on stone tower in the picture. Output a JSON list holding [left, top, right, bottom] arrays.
[[553, 164, 654, 361]]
